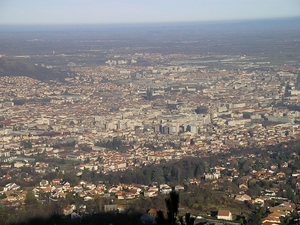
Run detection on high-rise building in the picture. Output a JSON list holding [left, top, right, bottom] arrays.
[[296, 73, 300, 90], [146, 86, 153, 100]]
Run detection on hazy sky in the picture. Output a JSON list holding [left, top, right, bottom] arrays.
[[1, 0, 300, 25]]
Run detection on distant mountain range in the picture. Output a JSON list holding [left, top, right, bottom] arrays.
[[0, 57, 68, 82]]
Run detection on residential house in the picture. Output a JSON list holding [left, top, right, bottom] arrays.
[[188, 178, 200, 185], [217, 209, 233, 221], [205, 172, 220, 180], [261, 211, 282, 224], [104, 204, 118, 212], [175, 185, 185, 192], [159, 184, 172, 195], [147, 208, 157, 217], [269, 202, 295, 216], [239, 183, 248, 192], [1, 174, 11, 180], [235, 194, 251, 202], [144, 190, 158, 198], [276, 172, 286, 180], [63, 204, 76, 216], [108, 186, 122, 193], [253, 196, 265, 206], [3, 183, 20, 192], [117, 204, 127, 213], [51, 178, 62, 185], [84, 196, 94, 201], [40, 180, 49, 187]]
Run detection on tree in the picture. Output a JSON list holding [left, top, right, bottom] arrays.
[[285, 185, 295, 201], [156, 210, 166, 225], [151, 167, 165, 183], [57, 171, 63, 179], [280, 216, 292, 225], [194, 163, 204, 178], [94, 194, 104, 213], [0, 201, 7, 224], [166, 190, 179, 225], [156, 190, 179, 225], [247, 183, 261, 197], [248, 207, 266, 225], [25, 191, 38, 205], [81, 168, 91, 182], [21, 140, 32, 149], [0, 193, 7, 199], [179, 213, 195, 225]]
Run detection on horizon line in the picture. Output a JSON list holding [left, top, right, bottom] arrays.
[[1, 16, 300, 27]]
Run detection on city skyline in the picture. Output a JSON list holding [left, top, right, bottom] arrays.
[[1, 0, 300, 25]]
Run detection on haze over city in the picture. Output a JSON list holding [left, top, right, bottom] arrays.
[[1, 0, 300, 25]]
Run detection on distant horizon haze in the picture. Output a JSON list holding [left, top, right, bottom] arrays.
[[1, 17, 300, 32], [0, 0, 300, 25]]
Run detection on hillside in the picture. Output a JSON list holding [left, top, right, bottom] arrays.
[[0, 57, 68, 82]]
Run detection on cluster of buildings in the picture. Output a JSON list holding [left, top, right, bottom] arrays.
[[0, 52, 300, 224], [0, 58, 300, 174]]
